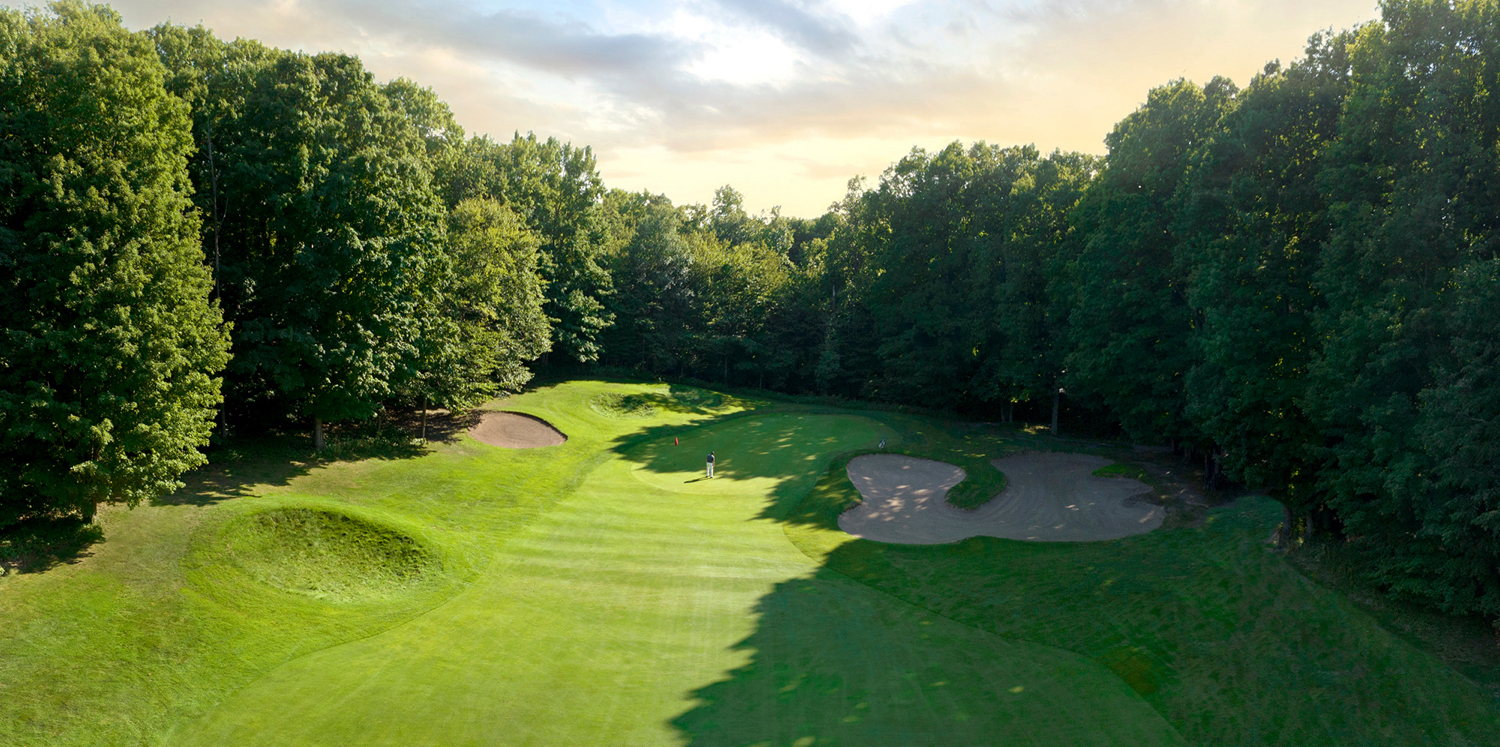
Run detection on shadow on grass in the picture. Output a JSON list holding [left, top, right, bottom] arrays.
[[609, 404, 887, 522], [641, 398, 1500, 746], [155, 411, 472, 508], [668, 567, 1160, 746], [0, 516, 104, 575], [591, 384, 752, 419]]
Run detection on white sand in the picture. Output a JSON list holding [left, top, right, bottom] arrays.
[[838, 452, 1163, 544], [468, 412, 567, 449]]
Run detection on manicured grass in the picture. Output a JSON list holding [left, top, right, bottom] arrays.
[[175, 406, 1176, 745], [1, 379, 1495, 745]]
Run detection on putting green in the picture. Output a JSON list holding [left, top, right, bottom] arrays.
[[171, 404, 1181, 745]]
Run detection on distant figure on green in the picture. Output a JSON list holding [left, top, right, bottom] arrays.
[[879, 436, 886, 450], [706, 451, 715, 479]]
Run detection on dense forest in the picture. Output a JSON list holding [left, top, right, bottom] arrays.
[[3, 0, 1499, 625]]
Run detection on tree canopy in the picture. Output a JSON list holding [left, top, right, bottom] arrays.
[[0, 2, 229, 527]]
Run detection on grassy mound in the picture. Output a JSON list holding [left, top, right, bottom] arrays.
[[590, 392, 660, 418], [221, 508, 438, 602], [591, 384, 726, 420]]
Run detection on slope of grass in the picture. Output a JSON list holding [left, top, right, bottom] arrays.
[[218, 507, 440, 601], [784, 449, 1500, 745], [0, 381, 711, 745]]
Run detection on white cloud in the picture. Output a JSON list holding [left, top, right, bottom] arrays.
[[105, 0, 1383, 216]]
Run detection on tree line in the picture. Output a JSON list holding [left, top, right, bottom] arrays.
[[3, 0, 1498, 624]]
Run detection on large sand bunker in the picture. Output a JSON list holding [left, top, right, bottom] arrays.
[[468, 412, 566, 449], [839, 452, 1163, 544]]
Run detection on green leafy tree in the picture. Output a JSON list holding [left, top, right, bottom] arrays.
[[1178, 36, 1352, 514], [601, 199, 699, 373], [0, 3, 229, 526], [155, 40, 446, 448], [1065, 77, 1237, 446], [985, 150, 1096, 417], [1417, 259, 1500, 617], [833, 143, 1091, 412], [424, 197, 551, 402], [710, 185, 756, 247], [443, 134, 613, 363], [1307, 0, 1500, 604]]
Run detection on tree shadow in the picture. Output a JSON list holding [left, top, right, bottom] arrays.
[[668, 409, 1500, 746], [609, 405, 885, 522], [670, 562, 1184, 746], [155, 436, 322, 507], [383, 408, 484, 445], [593, 384, 759, 419], [0, 516, 104, 575], [155, 411, 468, 508]]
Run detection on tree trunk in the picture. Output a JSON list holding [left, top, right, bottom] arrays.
[[421, 396, 428, 442], [1281, 503, 1296, 548], [1051, 390, 1060, 437], [314, 417, 325, 452]]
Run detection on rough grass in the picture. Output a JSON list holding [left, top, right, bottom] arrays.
[[783, 448, 1500, 745], [590, 384, 729, 419], [220, 508, 438, 602]]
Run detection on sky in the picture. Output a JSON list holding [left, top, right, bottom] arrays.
[[103, 0, 1382, 217]]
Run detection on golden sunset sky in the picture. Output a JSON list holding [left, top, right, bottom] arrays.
[[107, 0, 1381, 216]]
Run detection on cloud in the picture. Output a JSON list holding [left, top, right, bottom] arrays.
[[105, 0, 1384, 216], [705, 0, 858, 56], [327, 0, 697, 79]]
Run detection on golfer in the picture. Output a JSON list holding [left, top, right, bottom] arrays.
[[706, 451, 715, 479]]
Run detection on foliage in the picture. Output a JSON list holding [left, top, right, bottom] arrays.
[[1177, 35, 1352, 514], [152, 31, 447, 437], [441, 134, 613, 362], [1064, 77, 1236, 446], [401, 198, 551, 410], [0, 2, 229, 527], [1303, 0, 1500, 615]]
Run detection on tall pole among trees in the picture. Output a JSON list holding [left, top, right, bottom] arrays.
[[1052, 387, 1063, 437]]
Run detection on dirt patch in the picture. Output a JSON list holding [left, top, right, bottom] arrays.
[[839, 452, 1163, 544], [468, 412, 567, 449]]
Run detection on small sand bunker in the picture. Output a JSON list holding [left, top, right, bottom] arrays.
[[840, 452, 1163, 544], [469, 411, 567, 448]]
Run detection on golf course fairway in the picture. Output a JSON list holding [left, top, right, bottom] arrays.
[[174, 407, 1179, 745], [3, 380, 1498, 746]]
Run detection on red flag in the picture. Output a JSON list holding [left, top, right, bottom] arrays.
[[674, 436, 679, 446]]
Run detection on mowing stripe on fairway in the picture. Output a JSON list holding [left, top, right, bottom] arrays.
[[173, 411, 1181, 746]]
